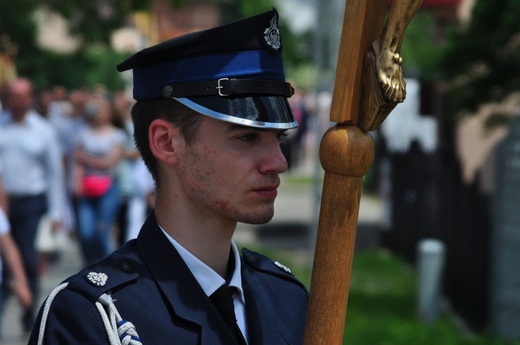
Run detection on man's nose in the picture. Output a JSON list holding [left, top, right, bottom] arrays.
[[260, 139, 288, 174]]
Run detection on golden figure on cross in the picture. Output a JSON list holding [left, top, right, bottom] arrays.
[[373, 0, 424, 104]]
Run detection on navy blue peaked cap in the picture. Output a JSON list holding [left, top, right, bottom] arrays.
[[117, 9, 297, 129]]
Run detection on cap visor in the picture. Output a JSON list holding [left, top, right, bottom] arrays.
[[175, 96, 298, 129]]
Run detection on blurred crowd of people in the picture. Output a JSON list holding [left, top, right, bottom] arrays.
[[0, 78, 155, 336]]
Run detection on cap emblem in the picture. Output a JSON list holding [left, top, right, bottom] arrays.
[[263, 15, 281, 51], [86, 271, 108, 287]]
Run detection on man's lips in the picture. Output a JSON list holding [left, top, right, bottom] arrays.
[[252, 185, 279, 197]]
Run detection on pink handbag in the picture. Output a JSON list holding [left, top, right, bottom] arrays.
[[82, 175, 113, 197]]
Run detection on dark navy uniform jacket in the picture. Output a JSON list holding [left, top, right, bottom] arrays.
[[29, 213, 308, 344]]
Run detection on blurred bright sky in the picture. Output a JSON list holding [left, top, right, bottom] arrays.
[[275, 0, 316, 33]]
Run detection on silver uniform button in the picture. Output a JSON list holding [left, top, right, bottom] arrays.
[[87, 272, 109, 287]]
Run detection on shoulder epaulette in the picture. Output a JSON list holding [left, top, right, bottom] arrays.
[[66, 253, 140, 303], [35, 252, 143, 345], [241, 247, 297, 279]]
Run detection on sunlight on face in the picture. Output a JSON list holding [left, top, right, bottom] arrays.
[[177, 117, 288, 225]]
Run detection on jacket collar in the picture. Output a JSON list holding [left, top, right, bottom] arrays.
[[137, 213, 239, 344], [137, 212, 297, 345]]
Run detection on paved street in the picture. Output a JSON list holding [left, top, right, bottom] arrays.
[[2, 238, 83, 345], [1, 158, 382, 344]]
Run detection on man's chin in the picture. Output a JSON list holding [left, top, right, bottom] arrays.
[[242, 219, 271, 225], [238, 211, 274, 225]]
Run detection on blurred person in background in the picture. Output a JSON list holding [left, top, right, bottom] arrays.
[[0, 167, 32, 339], [57, 88, 91, 233], [0, 77, 64, 332], [113, 90, 154, 244], [34, 89, 54, 119], [33, 88, 91, 277], [34, 88, 71, 276], [113, 90, 140, 245], [124, 157, 155, 241], [73, 96, 125, 265]]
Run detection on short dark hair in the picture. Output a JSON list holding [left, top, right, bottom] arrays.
[[131, 98, 203, 184]]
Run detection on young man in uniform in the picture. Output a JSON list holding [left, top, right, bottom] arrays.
[[29, 9, 308, 344]]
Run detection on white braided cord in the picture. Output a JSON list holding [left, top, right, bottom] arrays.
[[96, 292, 143, 345], [37, 282, 69, 345], [96, 297, 121, 344]]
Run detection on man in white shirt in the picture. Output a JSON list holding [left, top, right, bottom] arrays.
[[0, 78, 64, 332]]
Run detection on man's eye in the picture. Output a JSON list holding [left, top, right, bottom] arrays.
[[277, 131, 289, 142], [238, 134, 256, 142]]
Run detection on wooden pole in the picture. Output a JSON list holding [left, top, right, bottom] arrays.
[[303, 124, 374, 345], [303, 0, 423, 344], [329, 0, 387, 124]]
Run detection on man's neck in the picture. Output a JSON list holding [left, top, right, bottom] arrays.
[[154, 193, 237, 278], [11, 110, 28, 123]]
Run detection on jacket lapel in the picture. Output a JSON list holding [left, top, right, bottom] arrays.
[[137, 213, 238, 345], [242, 264, 293, 345]]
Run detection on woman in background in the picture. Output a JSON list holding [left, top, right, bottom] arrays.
[[73, 96, 125, 264]]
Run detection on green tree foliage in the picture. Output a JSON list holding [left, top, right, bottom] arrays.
[[43, 0, 188, 47], [0, 0, 185, 91], [0, 0, 39, 69], [400, 11, 443, 81], [0, 0, 309, 92], [441, 1, 520, 117], [0, 1, 132, 90]]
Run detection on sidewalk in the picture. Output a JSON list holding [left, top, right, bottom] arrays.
[[2, 238, 84, 345]]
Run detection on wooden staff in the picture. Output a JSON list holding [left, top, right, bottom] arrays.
[[303, 0, 423, 344]]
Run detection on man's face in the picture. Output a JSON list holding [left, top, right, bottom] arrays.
[[7, 80, 33, 119], [176, 116, 288, 225]]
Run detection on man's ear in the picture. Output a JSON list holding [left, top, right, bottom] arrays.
[[149, 119, 182, 165]]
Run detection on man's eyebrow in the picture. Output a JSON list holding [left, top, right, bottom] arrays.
[[226, 124, 286, 133], [226, 124, 266, 132]]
